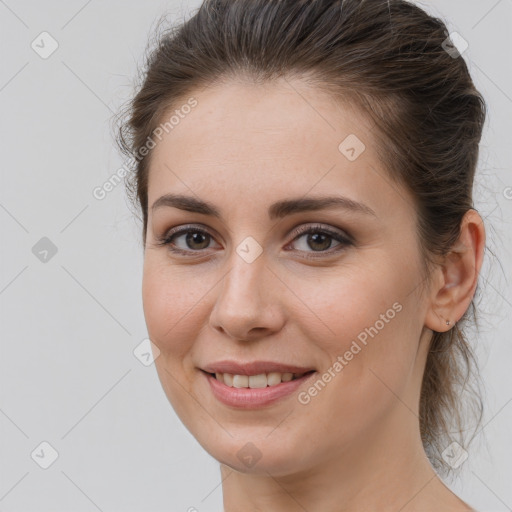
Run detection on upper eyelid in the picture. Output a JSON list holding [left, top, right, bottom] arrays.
[[164, 222, 347, 238], [164, 223, 220, 242]]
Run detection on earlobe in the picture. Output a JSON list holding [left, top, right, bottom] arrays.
[[424, 209, 486, 333]]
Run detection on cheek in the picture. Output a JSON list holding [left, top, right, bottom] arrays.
[[141, 261, 206, 418], [293, 262, 419, 387], [141, 259, 205, 355], [317, 274, 420, 409], [290, 265, 402, 348]]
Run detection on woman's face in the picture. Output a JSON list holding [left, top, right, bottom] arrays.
[[142, 79, 433, 476]]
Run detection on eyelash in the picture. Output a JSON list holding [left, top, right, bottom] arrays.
[[155, 223, 353, 260]]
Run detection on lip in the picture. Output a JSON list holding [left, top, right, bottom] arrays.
[[201, 369, 317, 409], [201, 360, 315, 376]]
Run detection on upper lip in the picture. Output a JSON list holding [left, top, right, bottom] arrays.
[[201, 360, 315, 376]]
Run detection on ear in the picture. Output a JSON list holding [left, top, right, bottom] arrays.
[[425, 209, 486, 332]]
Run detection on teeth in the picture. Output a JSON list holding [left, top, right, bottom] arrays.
[[249, 374, 267, 388], [267, 372, 283, 386], [233, 375, 248, 388], [213, 371, 307, 388], [223, 373, 233, 387]]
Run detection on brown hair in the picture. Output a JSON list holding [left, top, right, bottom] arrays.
[[115, 0, 487, 476]]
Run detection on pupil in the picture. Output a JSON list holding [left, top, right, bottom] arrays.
[[186, 231, 209, 250], [308, 233, 331, 251]]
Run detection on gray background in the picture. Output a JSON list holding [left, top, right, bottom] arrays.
[[0, 1, 511, 510]]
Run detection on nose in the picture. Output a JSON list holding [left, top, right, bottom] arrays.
[[208, 249, 286, 342]]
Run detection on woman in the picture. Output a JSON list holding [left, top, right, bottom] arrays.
[[116, 0, 487, 510]]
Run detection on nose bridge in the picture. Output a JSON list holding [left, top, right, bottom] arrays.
[[219, 245, 267, 311], [209, 242, 283, 339]]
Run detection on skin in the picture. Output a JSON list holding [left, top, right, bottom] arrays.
[[142, 78, 485, 512]]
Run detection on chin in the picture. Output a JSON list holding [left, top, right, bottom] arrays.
[[193, 425, 316, 476]]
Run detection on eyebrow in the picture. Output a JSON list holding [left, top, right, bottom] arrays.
[[151, 193, 377, 219]]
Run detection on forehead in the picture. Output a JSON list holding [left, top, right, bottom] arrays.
[[146, 79, 411, 221], [151, 78, 370, 167]]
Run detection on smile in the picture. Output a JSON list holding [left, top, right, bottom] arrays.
[[200, 369, 316, 408], [212, 371, 310, 387]]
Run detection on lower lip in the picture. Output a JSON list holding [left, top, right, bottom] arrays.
[[202, 370, 316, 409]]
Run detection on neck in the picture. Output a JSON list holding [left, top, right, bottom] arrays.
[[220, 408, 470, 512]]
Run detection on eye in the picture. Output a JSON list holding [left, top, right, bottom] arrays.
[[285, 223, 353, 258], [155, 225, 220, 256], [155, 223, 353, 259]]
